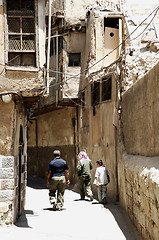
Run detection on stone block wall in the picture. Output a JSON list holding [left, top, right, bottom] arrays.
[[118, 154, 159, 240], [119, 62, 159, 239], [0, 155, 14, 225]]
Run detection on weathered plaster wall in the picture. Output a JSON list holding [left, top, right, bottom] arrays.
[[119, 62, 159, 239], [79, 73, 118, 201], [124, 0, 159, 91], [38, 0, 46, 68], [63, 32, 86, 98], [27, 107, 77, 182], [122, 61, 159, 156], [64, 0, 119, 25], [0, 100, 27, 225], [0, 5, 4, 73], [0, 99, 14, 156], [82, 9, 122, 92], [1, 0, 45, 92]]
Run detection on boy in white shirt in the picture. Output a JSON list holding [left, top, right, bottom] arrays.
[[94, 160, 110, 204]]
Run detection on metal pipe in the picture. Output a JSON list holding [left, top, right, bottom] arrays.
[[55, 29, 59, 105], [46, 0, 52, 95], [56, 29, 59, 83]]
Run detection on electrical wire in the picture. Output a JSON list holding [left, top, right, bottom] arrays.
[[62, 74, 116, 108], [46, 5, 159, 90], [130, 8, 159, 42], [0, 5, 158, 98]]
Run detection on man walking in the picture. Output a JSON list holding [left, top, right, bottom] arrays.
[[47, 150, 70, 210], [77, 150, 93, 201]]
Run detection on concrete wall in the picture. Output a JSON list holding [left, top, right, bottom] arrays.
[[118, 62, 159, 239], [27, 107, 77, 183]]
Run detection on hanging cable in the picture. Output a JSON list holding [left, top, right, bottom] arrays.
[[46, 6, 159, 90]]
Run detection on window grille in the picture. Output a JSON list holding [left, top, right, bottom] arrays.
[[8, 18, 20, 33], [9, 35, 21, 50], [8, 17, 35, 51], [7, 0, 36, 66], [22, 18, 35, 33]]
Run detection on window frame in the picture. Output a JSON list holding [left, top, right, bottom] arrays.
[[5, 0, 37, 67], [68, 53, 81, 67], [102, 75, 112, 102]]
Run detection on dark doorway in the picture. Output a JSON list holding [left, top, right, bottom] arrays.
[[18, 125, 24, 216]]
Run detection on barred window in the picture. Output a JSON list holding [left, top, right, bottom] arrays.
[[102, 76, 112, 101], [91, 82, 100, 106], [68, 53, 81, 67], [91, 81, 100, 116], [7, 0, 36, 66]]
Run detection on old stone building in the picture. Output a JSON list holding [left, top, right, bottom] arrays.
[[1, 0, 159, 239], [27, 1, 159, 240], [0, 0, 46, 224], [27, 0, 124, 201]]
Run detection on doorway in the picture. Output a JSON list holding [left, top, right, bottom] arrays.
[[18, 125, 24, 216]]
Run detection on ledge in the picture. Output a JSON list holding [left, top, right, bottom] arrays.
[[6, 66, 39, 72]]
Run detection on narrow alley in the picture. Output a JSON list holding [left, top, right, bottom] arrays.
[[1, 178, 142, 240]]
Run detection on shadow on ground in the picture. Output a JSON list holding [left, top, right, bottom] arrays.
[[14, 210, 34, 228], [26, 177, 142, 239], [27, 177, 47, 189], [105, 203, 142, 240]]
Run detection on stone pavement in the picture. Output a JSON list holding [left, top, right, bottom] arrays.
[[0, 179, 142, 240]]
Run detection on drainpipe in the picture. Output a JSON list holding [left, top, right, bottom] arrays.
[[46, 0, 52, 95], [76, 106, 79, 171], [55, 29, 59, 105]]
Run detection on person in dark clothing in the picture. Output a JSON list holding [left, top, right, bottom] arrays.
[[47, 150, 70, 210]]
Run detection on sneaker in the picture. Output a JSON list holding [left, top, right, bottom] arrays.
[[56, 207, 62, 211], [102, 197, 107, 205], [50, 196, 56, 205]]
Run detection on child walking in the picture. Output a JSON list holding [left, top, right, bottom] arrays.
[[94, 160, 110, 204]]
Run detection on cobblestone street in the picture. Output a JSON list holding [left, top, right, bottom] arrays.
[[1, 179, 142, 240]]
